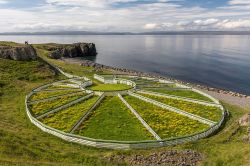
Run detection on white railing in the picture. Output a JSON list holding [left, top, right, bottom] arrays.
[[25, 90, 227, 149], [25, 59, 227, 149], [138, 90, 220, 107]]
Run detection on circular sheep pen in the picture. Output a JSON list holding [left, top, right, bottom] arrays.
[[25, 73, 227, 149]]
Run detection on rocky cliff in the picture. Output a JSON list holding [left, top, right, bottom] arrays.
[[49, 43, 97, 59], [0, 45, 37, 61]]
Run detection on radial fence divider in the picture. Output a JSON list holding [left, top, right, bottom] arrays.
[[67, 79, 83, 85], [33, 80, 79, 92], [118, 93, 162, 141], [128, 92, 216, 126], [52, 82, 81, 88], [139, 87, 191, 90], [36, 93, 94, 120], [40, 88, 81, 92], [138, 90, 220, 107], [69, 93, 105, 133], [94, 74, 105, 83], [28, 90, 86, 104]]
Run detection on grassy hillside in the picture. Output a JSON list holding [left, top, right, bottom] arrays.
[[0, 58, 117, 166], [0, 43, 250, 165]]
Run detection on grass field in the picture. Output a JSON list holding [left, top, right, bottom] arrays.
[[1, 43, 250, 166], [138, 93, 222, 122], [40, 96, 99, 132], [123, 95, 209, 139], [89, 83, 132, 91], [75, 96, 153, 141], [142, 89, 213, 102]]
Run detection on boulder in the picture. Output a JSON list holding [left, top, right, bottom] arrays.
[[48, 43, 97, 59], [0, 45, 37, 61], [239, 113, 250, 126], [49, 49, 62, 59]]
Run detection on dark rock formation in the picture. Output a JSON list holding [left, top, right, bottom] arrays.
[[49, 43, 97, 59], [0, 45, 37, 61], [49, 49, 62, 59]]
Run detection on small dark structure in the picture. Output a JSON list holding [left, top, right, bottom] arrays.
[[25, 41, 29, 45]]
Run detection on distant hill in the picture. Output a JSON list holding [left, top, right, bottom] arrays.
[[1, 31, 250, 35], [0, 31, 132, 35]]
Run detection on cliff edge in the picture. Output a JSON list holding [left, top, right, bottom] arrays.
[[0, 43, 37, 61], [48, 43, 97, 59]]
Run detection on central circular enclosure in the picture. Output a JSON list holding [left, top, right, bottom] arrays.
[[89, 83, 132, 92], [26, 74, 226, 149]]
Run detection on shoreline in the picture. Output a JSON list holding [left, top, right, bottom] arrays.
[[61, 57, 250, 108]]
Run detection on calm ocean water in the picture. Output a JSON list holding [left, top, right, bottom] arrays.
[[1, 35, 250, 95]]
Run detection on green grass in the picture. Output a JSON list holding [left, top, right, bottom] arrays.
[[30, 89, 81, 101], [40, 96, 99, 132], [138, 93, 222, 122], [0, 41, 24, 46], [89, 83, 132, 91], [75, 96, 153, 141], [123, 95, 209, 139], [142, 89, 213, 102], [29, 92, 86, 116], [35, 47, 112, 78]]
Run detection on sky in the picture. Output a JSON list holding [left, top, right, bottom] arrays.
[[0, 0, 250, 32]]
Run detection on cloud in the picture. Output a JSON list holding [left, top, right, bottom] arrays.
[[217, 19, 250, 29], [45, 0, 140, 8], [143, 23, 158, 29], [229, 0, 250, 5], [193, 18, 219, 26], [143, 18, 250, 31], [1, 0, 250, 32], [0, 0, 8, 4]]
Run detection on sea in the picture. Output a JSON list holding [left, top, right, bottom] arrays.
[[1, 35, 249, 95]]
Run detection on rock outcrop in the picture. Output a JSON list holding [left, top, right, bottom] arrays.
[[105, 150, 203, 166], [49, 43, 97, 59], [0, 45, 37, 61]]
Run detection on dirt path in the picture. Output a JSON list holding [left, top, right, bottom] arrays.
[[198, 89, 250, 108]]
